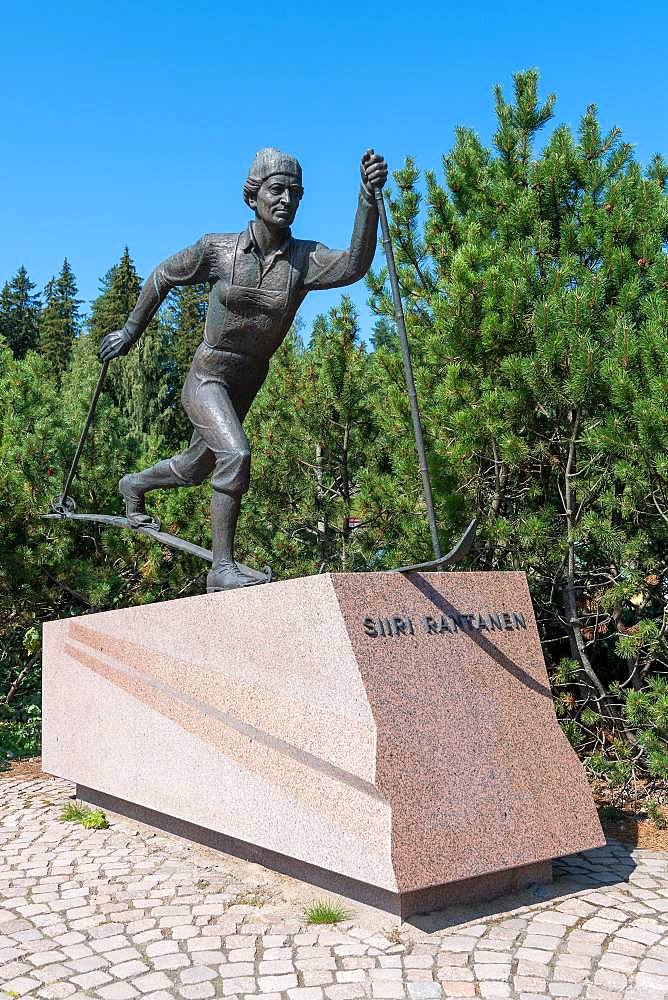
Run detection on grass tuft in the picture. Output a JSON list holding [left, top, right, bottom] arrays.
[[60, 801, 109, 829], [304, 899, 348, 925], [60, 802, 90, 823]]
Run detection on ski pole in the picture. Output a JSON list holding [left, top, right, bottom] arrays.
[[373, 182, 442, 562], [52, 361, 109, 514]]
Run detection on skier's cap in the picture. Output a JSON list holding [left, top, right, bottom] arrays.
[[248, 148, 302, 185]]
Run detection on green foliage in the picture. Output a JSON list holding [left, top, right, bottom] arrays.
[[645, 800, 668, 830], [0, 266, 41, 358], [81, 808, 110, 830], [598, 804, 624, 822], [60, 802, 109, 828], [60, 802, 90, 822], [304, 899, 348, 925], [368, 68, 668, 783], [38, 259, 81, 380], [162, 284, 208, 443], [240, 298, 386, 576]]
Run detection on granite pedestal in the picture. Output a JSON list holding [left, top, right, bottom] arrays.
[[42, 571, 604, 918]]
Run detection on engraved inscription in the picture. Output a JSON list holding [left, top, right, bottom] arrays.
[[362, 610, 528, 638]]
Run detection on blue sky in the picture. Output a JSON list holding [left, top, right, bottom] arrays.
[[1, 1, 666, 340]]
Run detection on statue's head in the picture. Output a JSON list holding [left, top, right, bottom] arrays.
[[243, 148, 303, 230]]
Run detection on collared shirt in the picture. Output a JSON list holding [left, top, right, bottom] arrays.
[[123, 185, 378, 365], [240, 222, 291, 280]]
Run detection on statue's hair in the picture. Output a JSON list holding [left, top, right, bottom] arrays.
[[242, 176, 263, 208]]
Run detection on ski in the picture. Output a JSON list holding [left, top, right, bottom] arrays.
[[43, 510, 272, 583], [389, 518, 477, 574]]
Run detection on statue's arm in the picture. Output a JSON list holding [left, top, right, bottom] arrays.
[[301, 185, 379, 291], [124, 238, 211, 342], [100, 237, 211, 361]]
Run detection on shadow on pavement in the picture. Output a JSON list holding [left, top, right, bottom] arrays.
[[405, 838, 637, 932]]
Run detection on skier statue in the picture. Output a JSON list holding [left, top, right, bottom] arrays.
[[100, 148, 388, 593]]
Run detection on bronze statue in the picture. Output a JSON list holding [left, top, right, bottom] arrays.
[[99, 148, 388, 593]]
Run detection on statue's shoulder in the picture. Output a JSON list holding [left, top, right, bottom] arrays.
[[199, 232, 238, 251], [290, 236, 320, 265]]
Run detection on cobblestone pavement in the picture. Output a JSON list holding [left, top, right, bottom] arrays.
[[2, 778, 668, 1000]]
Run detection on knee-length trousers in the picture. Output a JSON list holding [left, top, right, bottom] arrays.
[[169, 351, 269, 497]]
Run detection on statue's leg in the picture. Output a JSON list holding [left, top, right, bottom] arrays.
[[179, 375, 264, 592], [120, 432, 215, 529], [119, 459, 182, 529]]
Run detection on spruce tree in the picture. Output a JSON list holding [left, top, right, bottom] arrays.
[[161, 283, 208, 445], [38, 259, 81, 380], [87, 247, 142, 351], [0, 266, 41, 358], [87, 248, 172, 464]]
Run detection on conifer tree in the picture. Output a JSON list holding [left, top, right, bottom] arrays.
[[38, 259, 81, 380], [161, 284, 208, 445], [368, 69, 668, 778], [0, 266, 41, 358], [87, 248, 172, 464], [300, 296, 379, 571], [87, 247, 142, 351], [239, 301, 383, 575]]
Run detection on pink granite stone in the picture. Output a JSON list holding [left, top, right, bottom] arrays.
[[42, 571, 603, 917]]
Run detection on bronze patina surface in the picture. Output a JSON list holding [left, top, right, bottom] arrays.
[[99, 149, 387, 593]]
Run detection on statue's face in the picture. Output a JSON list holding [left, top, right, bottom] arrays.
[[252, 173, 303, 230]]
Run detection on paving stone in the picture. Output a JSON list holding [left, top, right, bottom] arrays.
[[634, 970, 668, 992], [404, 954, 434, 969], [179, 964, 218, 983], [325, 987, 368, 1000], [132, 972, 173, 994], [218, 962, 256, 978], [0, 960, 31, 978], [180, 985, 216, 999], [371, 984, 405, 998], [514, 976, 547, 992], [71, 971, 113, 990], [302, 971, 335, 986], [257, 973, 299, 991], [640, 956, 668, 975], [36, 983, 78, 998], [221, 976, 256, 994], [406, 984, 442, 999], [96, 983, 140, 999], [150, 952, 191, 970], [1, 977, 41, 997], [477, 985, 511, 998]]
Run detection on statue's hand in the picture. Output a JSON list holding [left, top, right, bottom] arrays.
[[361, 149, 388, 191], [100, 329, 132, 362]]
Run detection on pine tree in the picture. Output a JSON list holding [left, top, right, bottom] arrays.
[[238, 301, 383, 576], [300, 296, 379, 571], [0, 266, 41, 358], [38, 259, 81, 380], [368, 69, 668, 778]]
